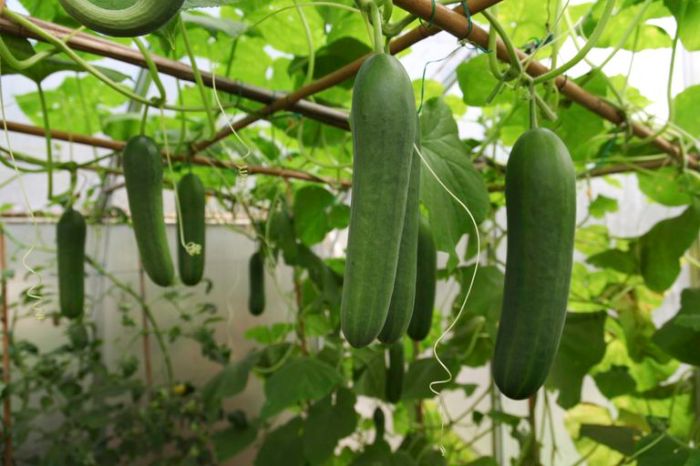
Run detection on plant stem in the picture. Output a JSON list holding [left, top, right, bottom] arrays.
[[85, 255, 173, 382], [534, 0, 615, 84], [179, 18, 216, 136], [369, 3, 385, 54], [36, 82, 53, 200]]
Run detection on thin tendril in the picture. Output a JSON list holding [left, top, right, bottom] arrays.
[[158, 107, 201, 258], [415, 142, 481, 455], [0, 63, 45, 320]]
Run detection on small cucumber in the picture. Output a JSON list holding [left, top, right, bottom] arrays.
[[56, 208, 86, 319], [407, 218, 437, 342], [385, 342, 405, 403], [177, 173, 206, 286], [123, 135, 174, 287], [249, 249, 265, 316], [492, 128, 576, 400], [341, 53, 417, 348]]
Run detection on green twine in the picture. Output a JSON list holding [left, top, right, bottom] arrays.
[[418, 0, 437, 28], [460, 0, 473, 37]]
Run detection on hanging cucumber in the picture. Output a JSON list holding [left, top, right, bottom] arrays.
[[378, 125, 421, 344], [249, 249, 265, 316], [123, 135, 174, 287], [177, 173, 206, 286], [341, 53, 417, 348], [407, 218, 437, 342], [385, 342, 405, 403], [56, 208, 86, 319], [58, 0, 184, 37], [372, 407, 385, 444], [492, 128, 576, 400]]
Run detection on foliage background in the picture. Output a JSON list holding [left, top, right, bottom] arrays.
[[0, 0, 700, 465]]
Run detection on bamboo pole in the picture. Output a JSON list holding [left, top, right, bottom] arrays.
[[0, 14, 349, 130], [191, 0, 504, 152], [0, 119, 350, 188]]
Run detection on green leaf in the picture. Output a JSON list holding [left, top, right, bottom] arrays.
[[202, 352, 258, 419], [638, 167, 698, 206], [401, 358, 459, 400], [419, 98, 490, 268], [261, 357, 343, 418], [674, 84, 700, 135], [352, 347, 386, 399], [294, 185, 338, 246], [303, 388, 358, 465], [638, 204, 700, 292], [635, 433, 690, 466], [579, 424, 641, 455], [665, 0, 700, 50], [587, 248, 639, 275], [456, 54, 512, 106], [213, 422, 259, 462], [594, 366, 637, 398], [255, 417, 305, 466], [589, 195, 619, 218], [653, 288, 700, 365], [181, 11, 247, 38], [244, 323, 294, 344], [548, 312, 607, 408]]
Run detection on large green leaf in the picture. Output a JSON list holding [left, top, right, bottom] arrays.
[[255, 417, 305, 466], [674, 84, 700, 135], [418, 98, 490, 268], [579, 424, 641, 455], [665, 0, 700, 50], [303, 388, 358, 465], [261, 357, 343, 418], [653, 288, 700, 365], [401, 358, 459, 400], [548, 312, 607, 408], [202, 351, 258, 419], [638, 203, 700, 292]]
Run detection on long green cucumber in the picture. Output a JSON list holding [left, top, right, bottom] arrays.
[[492, 128, 576, 400], [249, 249, 265, 316], [177, 173, 206, 286], [407, 218, 437, 341], [56, 208, 86, 319], [58, 0, 184, 37], [378, 131, 420, 344], [123, 135, 174, 287], [340, 53, 417, 348], [385, 342, 404, 403]]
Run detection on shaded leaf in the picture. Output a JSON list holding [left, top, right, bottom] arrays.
[[548, 312, 607, 408], [261, 357, 342, 418]]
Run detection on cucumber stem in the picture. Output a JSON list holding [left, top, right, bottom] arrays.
[[369, 3, 385, 54]]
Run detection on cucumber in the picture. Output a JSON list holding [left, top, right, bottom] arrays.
[[249, 249, 265, 316], [407, 218, 437, 342], [56, 208, 86, 319], [177, 173, 206, 286], [378, 119, 421, 344], [372, 407, 385, 444], [492, 128, 576, 400], [123, 135, 174, 287], [385, 342, 404, 403], [58, 0, 184, 37], [341, 53, 417, 348]]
